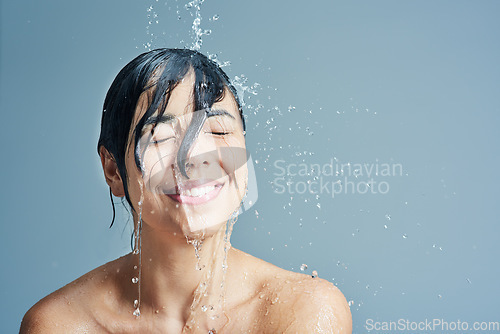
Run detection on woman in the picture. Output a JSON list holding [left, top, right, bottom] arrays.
[[20, 48, 352, 333]]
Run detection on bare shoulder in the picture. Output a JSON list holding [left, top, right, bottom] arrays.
[[232, 250, 351, 333], [20, 257, 126, 333], [283, 275, 352, 333], [259, 264, 352, 333], [20, 290, 91, 334]]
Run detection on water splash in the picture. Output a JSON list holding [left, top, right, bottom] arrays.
[[189, 238, 206, 271], [185, 0, 206, 51], [133, 306, 141, 317], [132, 173, 144, 316], [208, 53, 231, 68], [231, 74, 260, 107], [144, 3, 160, 50]]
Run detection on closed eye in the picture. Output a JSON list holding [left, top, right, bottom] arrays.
[[151, 137, 175, 145], [206, 131, 231, 136]]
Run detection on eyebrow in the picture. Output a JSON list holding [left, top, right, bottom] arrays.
[[144, 114, 176, 127], [206, 108, 236, 120]]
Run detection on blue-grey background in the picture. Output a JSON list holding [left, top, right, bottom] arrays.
[[2, 0, 499, 332]]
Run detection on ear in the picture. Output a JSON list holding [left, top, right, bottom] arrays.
[[99, 146, 125, 197]]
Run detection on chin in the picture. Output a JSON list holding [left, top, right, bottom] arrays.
[[180, 217, 227, 240]]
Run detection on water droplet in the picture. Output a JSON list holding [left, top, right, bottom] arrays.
[[311, 270, 318, 278], [133, 299, 139, 308], [385, 214, 391, 221], [384, 224, 388, 229], [438, 294, 442, 299], [133, 308, 141, 317], [348, 300, 354, 306], [402, 234, 408, 239], [300, 264, 308, 271], [132, 277, 139, 284], [466, 278, 472, 284], [212, 14, 219, 20], [201, 305, 208, 312]]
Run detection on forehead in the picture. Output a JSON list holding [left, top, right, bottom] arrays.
[[133, 71, 240, 127]]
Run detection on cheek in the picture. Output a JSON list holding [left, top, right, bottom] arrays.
[[219, 146, 248, 199], [141, 146, 177, 193], [219, 137, 247, 176]]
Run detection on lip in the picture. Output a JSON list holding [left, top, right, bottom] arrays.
[[166, 180, 224, 205]]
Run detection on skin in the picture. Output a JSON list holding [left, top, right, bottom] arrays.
[[20, 71, 352, 334]]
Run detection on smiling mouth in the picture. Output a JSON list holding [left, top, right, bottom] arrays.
[[166, 182, 224, 205]]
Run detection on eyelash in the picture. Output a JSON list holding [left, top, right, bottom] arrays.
[[207, 131, 231, 136], [151, 137, 175, 145], [150, 131, 230, 145]]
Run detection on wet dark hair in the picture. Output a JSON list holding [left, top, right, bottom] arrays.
[[97, 48, 245, 226]]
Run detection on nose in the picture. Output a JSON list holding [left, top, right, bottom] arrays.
[[177, 131, 219, 179]]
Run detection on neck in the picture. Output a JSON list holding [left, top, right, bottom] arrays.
[[128, 220, 234, 329]]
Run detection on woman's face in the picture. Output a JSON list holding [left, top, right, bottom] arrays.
[[124, 71, 248, 239]]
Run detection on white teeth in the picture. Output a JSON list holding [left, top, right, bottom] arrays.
[[180, 185, 216, 197]]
